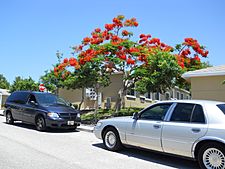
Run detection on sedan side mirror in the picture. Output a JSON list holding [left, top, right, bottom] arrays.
[[133, 112, 139, 120]]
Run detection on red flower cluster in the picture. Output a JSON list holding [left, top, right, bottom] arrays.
[[105, 24, 115, 31], [122, 30, 129, 36], [127, 58, 135, 64], [95, 28, 101, 33], [112, 17, 123, 27], [129, 47, 139, 53], [139, 34, 151, 43], [124, 18, 138, 27], [184, 38, 209, 57], [180, 48, 191, 57], [69, 57, 78, 66], [138, 54, 147, 62]]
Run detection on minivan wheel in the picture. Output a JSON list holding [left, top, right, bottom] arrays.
[[103, 127, 122, 151], [6, 112, 14, 124], [35, 116, 46, 131], [198, 143, 225, 169]]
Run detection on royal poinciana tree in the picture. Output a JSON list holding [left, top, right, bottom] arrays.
[[54, 15, 209, 111]]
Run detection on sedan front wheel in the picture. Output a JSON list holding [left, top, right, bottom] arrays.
[[103, 127, 122, 151]]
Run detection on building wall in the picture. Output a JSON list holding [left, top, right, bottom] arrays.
[[58, 88, 85, 108], [58, 74, 124, 109], [100, 73, 123, 109], [59, 73, 191, 109], [125, 96, 153, 108], [0, 94, 9, 110], [190, 75, 225, 102]]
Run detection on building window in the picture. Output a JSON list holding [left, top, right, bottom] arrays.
[[86, 88, 97, 100], [176, 92, 180, 100], [165, 92, 170, 100], [181, 93, 184, 100], [154, 92, 160, 100], [126, 83, 136, 97], [145, 91, 152, 100]]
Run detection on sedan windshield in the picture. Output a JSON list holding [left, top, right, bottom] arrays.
[[34, 93, 69, 106]]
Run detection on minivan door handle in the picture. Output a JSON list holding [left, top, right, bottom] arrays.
[[192, 128, 201, 133]]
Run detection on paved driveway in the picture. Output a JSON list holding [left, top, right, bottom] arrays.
[[0, 115, 199, 169]]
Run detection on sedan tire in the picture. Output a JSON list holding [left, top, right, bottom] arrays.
[[103, 127, 122, 151], [198, 143, 225, 169]]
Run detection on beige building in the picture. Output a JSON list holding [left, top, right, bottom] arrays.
[[59, 73, 190, 109], [0, 89, 10, 110], [182, 65, 225, 102]]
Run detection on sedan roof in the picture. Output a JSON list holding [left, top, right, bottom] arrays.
[[157, 100, 225, 105]]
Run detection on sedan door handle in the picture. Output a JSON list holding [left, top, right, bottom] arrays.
[[153, 124, 161, 129], [192, 128, 201, 133]]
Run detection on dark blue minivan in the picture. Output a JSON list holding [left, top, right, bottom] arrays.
[[4, 91, 81, 131]]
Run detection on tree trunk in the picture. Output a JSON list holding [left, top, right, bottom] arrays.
[[94, 84, 99, 123], [78, 87, 85, 110], [115, 81, 127, 115]]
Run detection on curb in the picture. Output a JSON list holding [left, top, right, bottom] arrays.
[[0, 110, 4, 116], [77, 125, 94, 133]]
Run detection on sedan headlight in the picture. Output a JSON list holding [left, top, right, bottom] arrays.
[[96, 121, 102, 127], [77, 113, 80, 118], [47, 112, 59, 118]]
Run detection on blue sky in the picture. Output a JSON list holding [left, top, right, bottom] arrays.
[[0, 0, 225, 83]]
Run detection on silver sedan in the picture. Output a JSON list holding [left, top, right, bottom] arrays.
[[94, 100, 225, 169]]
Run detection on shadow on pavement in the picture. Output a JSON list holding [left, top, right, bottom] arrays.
[[3, 121, 79, 133], [92, 143, 199, 169]]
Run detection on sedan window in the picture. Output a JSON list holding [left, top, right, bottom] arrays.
[[191, 104, 205, 123], [217, 104, 225, 114], [139, 103, 172, 121], [170, 103, 194, 122]]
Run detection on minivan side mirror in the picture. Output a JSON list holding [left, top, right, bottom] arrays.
[[30, 100, 38, 106], [133, 112, 139, 120]]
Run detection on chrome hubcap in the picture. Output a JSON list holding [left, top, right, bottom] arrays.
[[203, 148, 225, 169], [105, 131, 116, 149], [37, 118, 43, 128]]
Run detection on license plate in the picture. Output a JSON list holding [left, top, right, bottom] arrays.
[[67, 121, 75, 125]]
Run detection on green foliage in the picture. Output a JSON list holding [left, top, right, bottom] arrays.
[[133, 50, 182, 94], [63, 62, 111, 90], [40, 69, 66, 93], [0, 74, 10, 89], [81, 107, 142, 123], [10, 76, 38, 93]]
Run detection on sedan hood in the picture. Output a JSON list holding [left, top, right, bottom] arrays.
[[101, 116, 134, 122]]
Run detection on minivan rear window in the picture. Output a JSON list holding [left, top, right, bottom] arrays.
[[217, 104, 225, 114]]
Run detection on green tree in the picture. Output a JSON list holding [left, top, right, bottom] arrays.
[[40, 51, 66, 94], [62, 60, 111, 110], [133, 50, 182, 94], [0, 74, 10, 89], [40, 69, 64, 94], [10, 76, 38, 93], [54, 15, 209, 113]]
